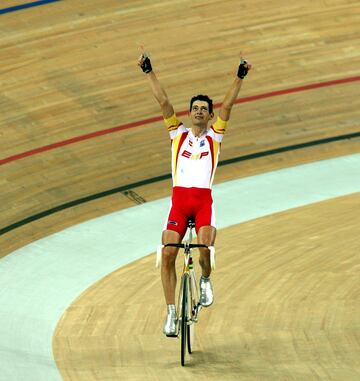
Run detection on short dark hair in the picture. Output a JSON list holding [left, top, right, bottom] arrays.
[[189, 94, 213, 114]]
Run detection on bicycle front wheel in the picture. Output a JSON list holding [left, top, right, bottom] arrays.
[[180, 273, 189, 366]]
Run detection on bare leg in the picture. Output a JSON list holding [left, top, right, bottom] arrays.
[[161, 229, 182, 305], [197, 225, 216, 307], [197, 225, 216, 277]]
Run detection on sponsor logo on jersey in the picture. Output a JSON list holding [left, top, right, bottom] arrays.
[[181, 150, 209, 160], [200, 140, 205, 147], [189, 140, 193, 147], [168, 220, 178, 226]]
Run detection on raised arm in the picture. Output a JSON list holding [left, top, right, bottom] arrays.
[[138, 49, 174, 119], [219, 56, 252, 122]]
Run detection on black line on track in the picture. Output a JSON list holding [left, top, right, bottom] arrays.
[[1, 131, 360, 236], [0, 0, 61, 15]]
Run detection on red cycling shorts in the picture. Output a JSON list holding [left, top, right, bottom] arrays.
[[164, 186, 216, 238]]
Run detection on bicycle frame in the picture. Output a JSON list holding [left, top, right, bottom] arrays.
[[177, 224, 201, 328], [156, 221, 216, 365], [156, 221, 216, 327]]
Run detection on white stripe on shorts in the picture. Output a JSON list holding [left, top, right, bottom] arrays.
[[211, 201, 216, 228], [163, 199, 173, 231]]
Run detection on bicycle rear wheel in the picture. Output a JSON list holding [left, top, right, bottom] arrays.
[[180, 273, 189, 366]]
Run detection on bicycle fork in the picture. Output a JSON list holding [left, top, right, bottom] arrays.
[[188, 257, 202, 322]]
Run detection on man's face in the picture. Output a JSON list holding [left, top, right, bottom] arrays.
[[189, 100, 214, 128]]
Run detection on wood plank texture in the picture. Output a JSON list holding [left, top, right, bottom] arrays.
[[1, 0, 359, 258], [1, 0, 360, 379], [53, 193, 360, 380]]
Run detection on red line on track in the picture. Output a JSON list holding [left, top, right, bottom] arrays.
[[1, 76, 359, 166]]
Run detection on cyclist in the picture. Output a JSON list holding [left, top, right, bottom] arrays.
[[138, 48, 251, 336]]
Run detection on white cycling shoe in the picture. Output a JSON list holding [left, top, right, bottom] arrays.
[[163, 304, 177, 337], [200, 276, 214, 307]]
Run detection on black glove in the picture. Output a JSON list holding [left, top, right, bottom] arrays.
[[140, 53, 152, 74], [237, 58, 249, 79]]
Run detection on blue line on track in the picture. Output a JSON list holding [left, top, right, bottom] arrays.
[[0, 0, 61, 15]]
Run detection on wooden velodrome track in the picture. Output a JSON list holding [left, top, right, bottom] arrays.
[[1, 0, 360, 380]]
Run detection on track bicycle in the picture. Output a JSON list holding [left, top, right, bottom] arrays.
[[156, 219, 215, 366]]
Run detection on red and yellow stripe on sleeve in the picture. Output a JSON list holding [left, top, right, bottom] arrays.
[[211, 116, 227, 135], [206, 136, 221, 186], [171, 131, 188, 185], [164, 113, 182, 132]]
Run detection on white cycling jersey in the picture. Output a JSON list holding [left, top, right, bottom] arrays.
[[164, 114, 227, 189]]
